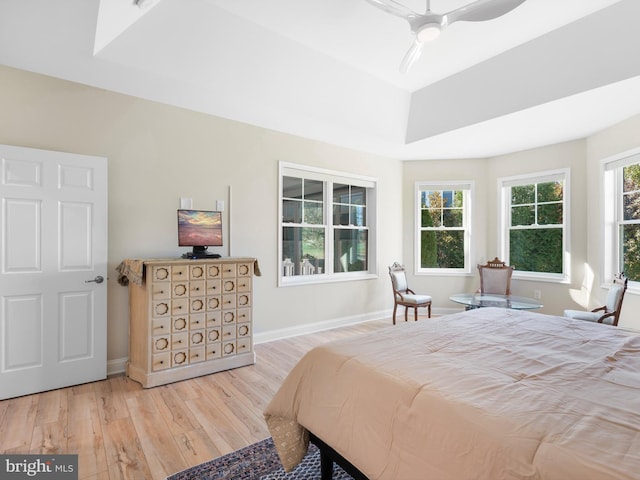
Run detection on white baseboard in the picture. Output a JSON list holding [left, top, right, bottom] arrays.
[[253, 309, 391, 344], [106, 307, 461, 370], [253, 306, 457, 344], [107, 357, 128, 376]]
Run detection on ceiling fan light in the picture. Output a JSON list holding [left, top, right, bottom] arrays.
[[416, 23, 441, 43], [135, 0, 157, 9]]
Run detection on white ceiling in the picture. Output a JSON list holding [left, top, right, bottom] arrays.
[[1, 0, 639, 159]]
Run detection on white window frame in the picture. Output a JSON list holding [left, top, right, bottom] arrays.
[[414, 180, 474, 275], [602, 148, 640, 293], [278, 161, 378, 287], [498, 169, 570, 283]]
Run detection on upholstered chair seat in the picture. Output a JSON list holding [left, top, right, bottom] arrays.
[[399, 293, 433, 305], [564, 275, 628, 326]]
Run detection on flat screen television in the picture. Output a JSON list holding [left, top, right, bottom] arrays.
[[177, 209, 223, 258]]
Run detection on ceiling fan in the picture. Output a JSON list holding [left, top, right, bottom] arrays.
[[364, 0, 527, 73]]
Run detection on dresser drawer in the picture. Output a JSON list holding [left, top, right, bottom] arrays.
[[171, 298, 189, 316], [190, 346, 206, 364], [237, 308, 251, 324], [222, 264, 237, 278], [222, 325, 236, 341], [172, 350, 188, 367], [206, 279, 221, 295], [237, 293, 251, 308], [152, 300, 171, 317], [171, 332, 188, 350], [152, 352, 171, 371], [190, 264, 205, 280], [151, 283, 171, 300], [207, 328, 221, 343], [151, 266, 171, 282], [237, 262, 252, 277], [222, 310, 236, 325], [237, 323, 251, 338], [207, 296, 221, 310], [189, 313, 205, 330], [190, 280, 205, 296], [190, 297, 205, 313], [222, 341, 236, 357], [237, 338, 251, 354], [206, 344, 222, 360], [151, 317, 170, 336], [222, 294, 236, 309], [172, 282, 188, 298], [172, 315, 188, 332], [190, 330, 205, 347], [236, 277, 251, 292], [172, 265, 188, 281], [222, 279, 236, 293], [206, 264, 222, 279], [152, 335, 170, 353], [206, 311, 221, 327]]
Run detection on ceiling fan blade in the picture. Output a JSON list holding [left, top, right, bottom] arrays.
[[446, 0, 526, 24], [399, 39, 424, 74], [363, 0, 420, 21]]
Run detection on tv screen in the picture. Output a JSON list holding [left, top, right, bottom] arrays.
[[178, 209, 223, 258]]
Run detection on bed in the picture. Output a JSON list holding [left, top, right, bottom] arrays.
[[264, 307, 640, 479]]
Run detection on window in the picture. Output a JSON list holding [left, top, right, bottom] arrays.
[[603, 151, 640, 286], [279, 162, 377, 285], [499, 169, 569, 281], [415, 181, 473, 274]]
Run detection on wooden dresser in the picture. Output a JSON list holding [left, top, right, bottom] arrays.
[[126, 257, 256, 388]]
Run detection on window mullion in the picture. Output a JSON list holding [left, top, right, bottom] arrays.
[[325, 181, 332, 275]]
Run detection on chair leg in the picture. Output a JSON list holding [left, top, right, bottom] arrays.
[[428, 304, 431, 318], [414, 307, 418, 321], [392, 304, 397, 325], [404, 307, 408, 322]]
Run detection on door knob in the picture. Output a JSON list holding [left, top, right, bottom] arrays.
[[85, 275, 104, 284]]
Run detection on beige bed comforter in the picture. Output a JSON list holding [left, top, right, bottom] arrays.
[[264, 308, 640, 479]]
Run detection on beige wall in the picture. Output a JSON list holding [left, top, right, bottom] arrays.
[[0, 65, 403, 364], [2, 64, 639, 367], [403, 122, 640, 329]]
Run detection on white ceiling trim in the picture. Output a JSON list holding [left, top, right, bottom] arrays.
[[0, 0, 638, 160]]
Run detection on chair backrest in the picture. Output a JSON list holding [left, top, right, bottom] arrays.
[[388, 262, 408, 293], [604, 273, 628, 326], [478, 257, 514, 295]]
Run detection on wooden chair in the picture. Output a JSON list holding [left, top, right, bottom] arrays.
[[564, 273, 628, 326], [478, 257, 514, 295], [388, 262, 432, 325]]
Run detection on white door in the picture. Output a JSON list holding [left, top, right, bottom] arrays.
[[0, 144, 107, 400]]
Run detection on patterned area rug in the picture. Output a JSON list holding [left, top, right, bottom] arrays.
[[166, 437, 354, 480]]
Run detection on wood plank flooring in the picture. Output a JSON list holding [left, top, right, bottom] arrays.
[[0, 318, 401, 480]]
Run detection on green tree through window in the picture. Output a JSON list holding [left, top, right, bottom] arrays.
[[505, 174, 566, 276], [280, 163, 377, 284], [418, 186, 469, 271], [621, 164, 640, 281]]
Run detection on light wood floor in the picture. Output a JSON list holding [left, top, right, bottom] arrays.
[[0, 318, 402, 480]]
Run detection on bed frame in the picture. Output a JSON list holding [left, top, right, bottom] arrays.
[[310, 432, 369, 480]]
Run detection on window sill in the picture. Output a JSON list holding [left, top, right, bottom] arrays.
[[415, 269, 473, 277], [279, 272, 378, 287], [512, 272, 569, 284]]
